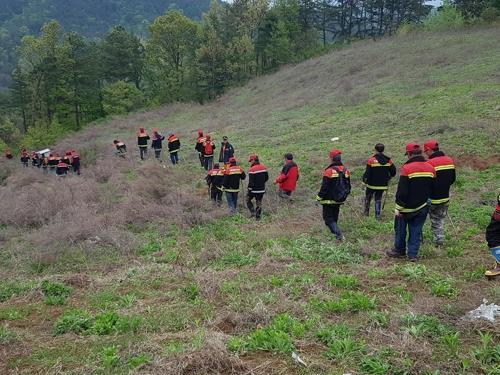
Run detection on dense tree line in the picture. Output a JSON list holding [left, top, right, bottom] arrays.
[[0, 0, 211, 89], [7, 0, 489, 151]]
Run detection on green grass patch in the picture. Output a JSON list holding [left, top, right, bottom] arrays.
[[312, 291, 377, 313], [41, 280, 72, 306], [54, 310, 141, 336]]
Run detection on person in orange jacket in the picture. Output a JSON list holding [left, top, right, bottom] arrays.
[[137, 127, 150, 160], [195, 130, 205, 167], [20, 149, 30, 167]]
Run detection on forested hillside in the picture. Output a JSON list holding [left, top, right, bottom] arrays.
[[0, 0, 211, 88], [0, 24, 498, 374]]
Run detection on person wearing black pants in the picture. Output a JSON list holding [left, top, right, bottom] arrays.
[[246, 154, 269, 221]]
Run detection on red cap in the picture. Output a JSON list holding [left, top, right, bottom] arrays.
[[405, 143, 421, 155], [229, 157, 237, 164], [198, 129, 203, 136], [205, 135, 211, 141], [248, 154, 258, 163], [424, 140, 439, 152], [329, 149, 342, 158]]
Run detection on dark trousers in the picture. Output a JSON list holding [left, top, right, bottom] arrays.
[[394, 206, 429, 259], [198, 153, 204, 167], [365, 188, 384, 217], [170, 152, 179, 165], [139, 146, 147, 160], [204, 156, 213, 171], [247, 192, 264, 220], [154, 149, 162, 161], [211, 189, 223, 205], [226, 191, 239, 214], [322, 204, 342, 240]]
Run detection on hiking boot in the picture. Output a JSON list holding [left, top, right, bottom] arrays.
[[386, 249, 406, 258], [485, 263, 500, 278], [408, 256, 419, 262]]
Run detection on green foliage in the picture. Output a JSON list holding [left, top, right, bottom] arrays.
[[102, 81, 144, 115], [473, 332, 500, 366], [369, 311, 391, 328], [441, 331, 460, 356], [428, 277, 459, 298], [0, 325, 17, 343], [361, 354, 392, 374], [328, 273, 359, 289], [312, 292, 377, 313], [128, 353, 152, 369], [54, 310, 141, 336], [101, 346, 120, 369], [41, 280, 72, 305], [325, 336, 365, 360], [22, 120, 67, 150], [424, 2, 465, 31], [228, 314, 307, 354], [401, 314, 454, 339], [0, 280, 35, 302]]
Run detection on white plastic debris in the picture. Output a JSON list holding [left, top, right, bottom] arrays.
[[331, 137, 340, 142], [467, 299, 500, 322], [292, 352, 307, 367]]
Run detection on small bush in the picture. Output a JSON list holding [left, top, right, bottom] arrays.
[[423, 2, 465, 31], [41, 280, 72, 305], [54, 310, 93, 335], [102, 81, 144, 115]]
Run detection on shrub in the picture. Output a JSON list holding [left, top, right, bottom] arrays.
[[481, 6, 499, 22], [22, 120, 67, 150], [41, 280, 72, 305], [423, 2, 465, 31], [54, 310, 93, 335], [102, 81, 144, 115]]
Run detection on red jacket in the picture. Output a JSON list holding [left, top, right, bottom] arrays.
[[275, 161, 299, 192]]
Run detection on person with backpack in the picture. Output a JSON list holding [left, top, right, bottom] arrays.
[[5, 149, 13, 160], [151, 130, 165, 162], [56, 159, 70, 177], [219, 136, 234, 167], [195, 130, 205, 167], [222, 157, 246, 215], [247, 154, 269, 221], [206, 163, 225, 206], [275, 153, 299, 200], [424, 140, 456, 247], [31, 152, 41, 168], [316, 149, 351, 241], [167, 133, 181, 165], [363, 143, 397, 219], [485, 193, 500, 278], [387, 143, 436, 262], [203, 135, 216, 171], [137, 127, 150, 160]]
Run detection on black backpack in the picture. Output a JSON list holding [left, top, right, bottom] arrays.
[[331, 167, 351, 203]]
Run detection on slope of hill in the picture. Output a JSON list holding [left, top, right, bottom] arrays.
[[0, 26, 499, 374], [0, 0, 211, 87]]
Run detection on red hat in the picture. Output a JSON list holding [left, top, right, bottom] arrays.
[[229, 157, 237, 164], [329, 149, 342, 158], [424, 140, 439, 152], [405, 143, 421, 155], [205, 135, 211, 141], [198, 129, 203, 136], [248, 154, 258, 163]]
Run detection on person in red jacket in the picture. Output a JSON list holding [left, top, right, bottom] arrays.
[[275, 153, 299, 200], [203, 135, 216, 171], [5, 149, 13, 159], [387, 143, 436, 261], [247, 154, 269, 220], [424, 140, 456, 247], [485, 193, 500, 278], [71, 150, 81, 175]]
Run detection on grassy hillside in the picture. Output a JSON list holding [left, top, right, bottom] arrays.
[[0, 26, 499, 374]]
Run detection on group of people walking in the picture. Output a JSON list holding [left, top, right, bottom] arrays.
[[5, 148, 81, 176], [5, 127, 498, 278], [114, 128, 181, 164]]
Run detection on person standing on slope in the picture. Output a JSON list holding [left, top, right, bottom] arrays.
[[151, 129, 165, 162], [387, 143, 435, 262], [363, 143, 397, 219], [71, 150, 81, 175], [167, 133, 181, 165], [223, 157, 246, 215], [113, 140, 127, 157], [20, 149, 30, 167], [137, 127, 150, 160], [31, 152, 41, 168], [424, 140, 456, 247], [275, 153, 299, 200], [485, 193, 500, 278], [247, 155, 269, 221], [206, 163, 225, 206], [219, 136, 234, 168], [195, 130, 205, 167], [5, 149, 13, 160], [203, 135, 216, 171], [316, 149, 351, 241]]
